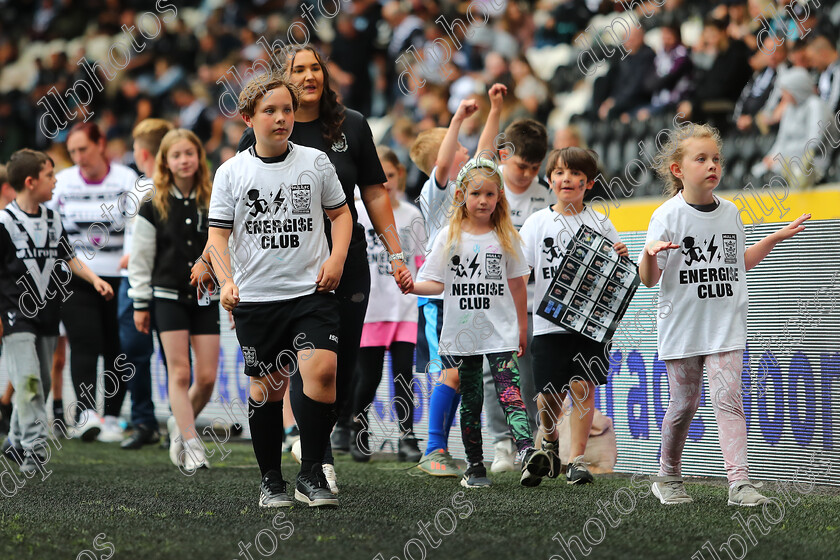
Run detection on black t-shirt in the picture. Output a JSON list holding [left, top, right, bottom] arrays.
[[0, 202, 73, 336], [238, 108, 386, 239]]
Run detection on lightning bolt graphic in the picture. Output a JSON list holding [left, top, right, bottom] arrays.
[[468, 254, 481, 279], [707, 234, 718, 262]]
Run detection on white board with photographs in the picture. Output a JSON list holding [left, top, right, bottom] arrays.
[[536, 224, 640, 342]]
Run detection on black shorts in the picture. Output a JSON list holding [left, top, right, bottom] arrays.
[[232, 292, 340, 377], [531, 332, 611, 394], [154, 298, 220, 334]]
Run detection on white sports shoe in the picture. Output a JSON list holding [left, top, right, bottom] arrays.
[[168, 416, 183, 467], [322, 463, 338, 495], [728, 480, 770, 507], [98, 415, 124, 443], [491, 439, 516, 473], [182, 437, 209, 472], [651, 475, 694, 505], [70, 409, 102, 442]]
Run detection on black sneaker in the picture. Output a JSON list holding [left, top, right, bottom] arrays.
[[460, 463, 492, 488], [259, 470, 293, 508], [398, 432, 422, 463], [20, 451, 48, 476], [295, 465, 339, 507], [542, 440, 564, 479], [120, 425, 160, 450], [350, 425, 371, 463], [330, 424, 350, 453], [1, 437, 24, 466], [566, 455, 594, 485], [520, 447, 551, 487]]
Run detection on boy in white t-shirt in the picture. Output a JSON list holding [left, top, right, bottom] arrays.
[[519, 147, 628, 485], [207, 73, 352, 508]]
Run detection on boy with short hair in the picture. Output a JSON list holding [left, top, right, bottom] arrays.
[[119, 118, 174, 450], [486, 118, 550, 473], [207, 72, 352, 508], [0, 149, 113, 474]]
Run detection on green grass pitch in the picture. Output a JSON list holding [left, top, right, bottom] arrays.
[[1, 439, 838, 560]]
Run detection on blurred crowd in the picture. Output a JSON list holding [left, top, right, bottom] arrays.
[[1, 0, 840, 195]]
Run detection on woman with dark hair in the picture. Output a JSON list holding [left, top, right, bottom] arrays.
[[237, 46, 413, 493], [49, 122, 140, 443]]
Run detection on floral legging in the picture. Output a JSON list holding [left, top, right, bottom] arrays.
[[659, 350, 749, 483], [458, 351, 533, 466]]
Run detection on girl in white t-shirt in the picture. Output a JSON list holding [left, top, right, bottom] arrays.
[[350, 147, 425, 463], [413, 157, 551, 488], [639, 123, 809, 507]]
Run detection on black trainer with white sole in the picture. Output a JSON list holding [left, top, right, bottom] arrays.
[[520, 447, 551, 487], [461, 463, 492, 488], [295, 466, 339, 507], [259, 470, 294, 508]]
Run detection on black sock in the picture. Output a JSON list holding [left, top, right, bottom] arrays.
[[53, 399, 63, 419], [292, 390, 336, 474], [248, 398, 284, 477]]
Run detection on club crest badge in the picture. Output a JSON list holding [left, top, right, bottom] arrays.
[[242, 346, 258, 367], [485, 253, 502, 280], [291, 184, 311, 214], [722, 234, 737, 264], [331, 133, 348, 153]]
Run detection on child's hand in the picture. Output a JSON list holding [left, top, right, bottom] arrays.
[[392, 262, 414, 294], [488, 83, 507, 110], [134, 310, 151, 334], [645, 240, 680, 256], [612, 242, 629, 258], [221, 282, 240, 311], [94, 278, 114, 301], [316, 256, 344, 292], [775, 213, 810, 240], [517, 327, 527, 358], [190, 259, 217, 290], [454, 99, 479, 122]]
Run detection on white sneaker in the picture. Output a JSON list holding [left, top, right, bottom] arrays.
[[491, 439, 516, 473], [182, 437, 209, 472], [70, 409, 102, 442], [168, 416, 183, 467], [98, 415, 124, 443], [290, 439, 301, 464], [651, 475, 694, 505], [322, 463, 338, 495], [728, 480, 770, 507]]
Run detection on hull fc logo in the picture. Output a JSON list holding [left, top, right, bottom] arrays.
[[329, 334, 339, 343], [331, 133, 348, 153], [722, 234, 737, 264], [242, 346, 258, 367], [291, 185, 311, 214], [485, 253, 502, 280]]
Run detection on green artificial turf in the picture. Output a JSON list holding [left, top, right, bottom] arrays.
[[1, 438, 838, 560]]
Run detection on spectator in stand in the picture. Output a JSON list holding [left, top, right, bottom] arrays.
[[591, 26, 656, 122], [677, 17, 751, 128], [807, 33, 840, 114], [639, 22, 693, 121], [329, 2, 382, 117], [510, 54, 549, 118], [171, 83, 220, 152], [751, 66, 829, 185], [734, 42, 788, 132]]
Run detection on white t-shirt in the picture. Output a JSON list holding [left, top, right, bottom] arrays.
[[639, 193, 748, 360], [50, 163, 139, 277], [519, 205, 621, 336], [416, 166, 459, 301], [502, 169, 551, 230], [417, 226, 530, 356], [502, 169, 552, 305], [357, 199, 424, 323], [208, 143, 347, 303]]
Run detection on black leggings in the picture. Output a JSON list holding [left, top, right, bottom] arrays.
[[352, 342, 416, 434], [62, 276, 125, 420], [334, 237, 371, 423]]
